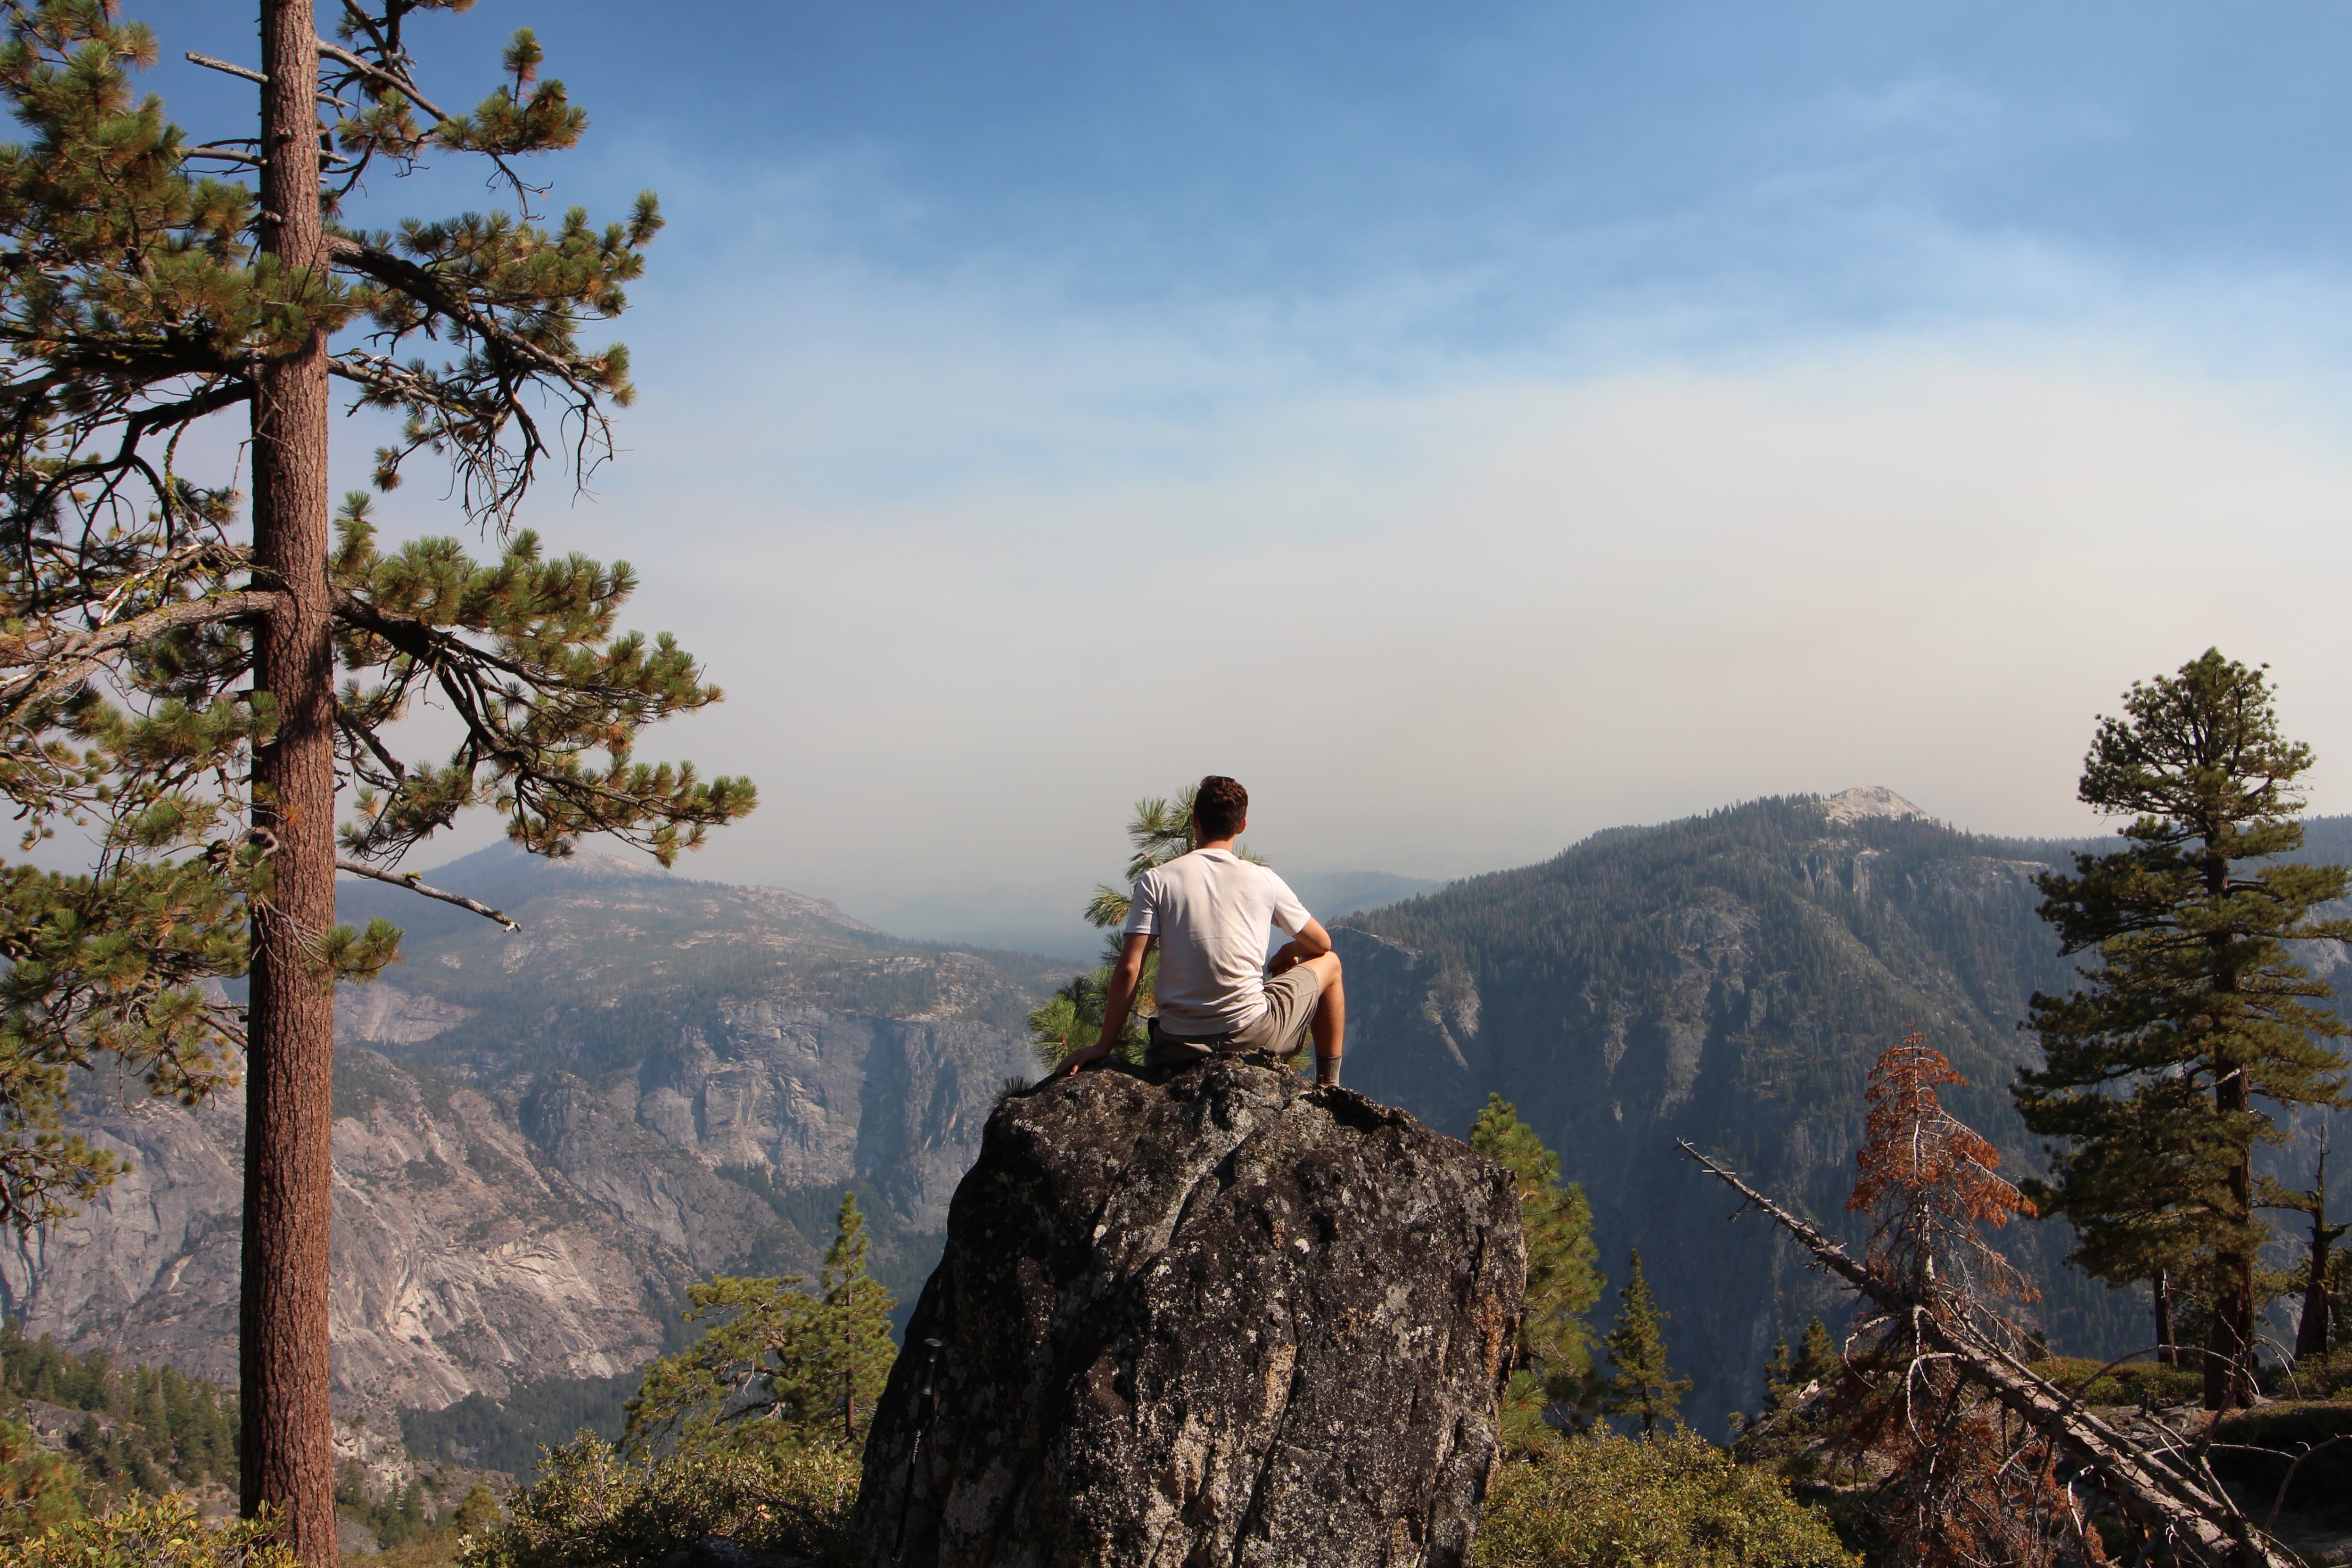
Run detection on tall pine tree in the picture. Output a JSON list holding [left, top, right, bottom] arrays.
[[1599, 1250, 1688, 1435], [1469, 1094, 1603, 1445], [0, 4, 753, 1555], [2015, 650, 2349, 1410]]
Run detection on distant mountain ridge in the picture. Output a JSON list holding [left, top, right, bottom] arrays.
[[12, 797, 2349, 1457]]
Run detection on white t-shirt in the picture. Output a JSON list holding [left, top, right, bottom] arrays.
[[1122, 849, 1313, 1036]]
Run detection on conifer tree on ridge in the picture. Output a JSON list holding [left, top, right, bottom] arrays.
[[2014, 650, 2350, 1410], [815, 1192, 898, 1446]]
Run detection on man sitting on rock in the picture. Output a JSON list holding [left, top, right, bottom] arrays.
[[1058, 775, 1346, 1087]]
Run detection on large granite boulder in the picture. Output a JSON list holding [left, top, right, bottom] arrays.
[[853, 1058, 1524, 1568]]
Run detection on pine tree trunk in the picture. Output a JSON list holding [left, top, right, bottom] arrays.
[[2297, 1264, 2329, 1362], [243, 2, 338, 1561], [2200, 843, 2257, 1413], [2153, 1266, 2175, 1370], [2295, 1205, 2336, 1363], [2204, 1076, 2257, 1411]]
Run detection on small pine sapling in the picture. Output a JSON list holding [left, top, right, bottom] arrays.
[[1599, 1250, 1689, 1435], [812, 1194, 897, 1447], [620, 1192, 897, 1458]]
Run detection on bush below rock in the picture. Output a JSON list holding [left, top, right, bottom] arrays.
[[1475, 1431, 1855, 1568], [457, 1437, 856, 1568]]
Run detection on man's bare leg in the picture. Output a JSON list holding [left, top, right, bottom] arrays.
[[1300, 951, 1344, 1085]]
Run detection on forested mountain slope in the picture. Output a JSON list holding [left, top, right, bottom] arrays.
[[1333, 790, 2352, 1433], [0, 846, 1061, 1445]]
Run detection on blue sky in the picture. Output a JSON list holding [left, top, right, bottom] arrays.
[[120, 3, 2352, 953]]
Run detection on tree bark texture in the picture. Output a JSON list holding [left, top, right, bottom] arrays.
[[2206, 1068, 2257, 1412], [2154, 1266, 2176, 1370], [2293, 1199, 2340, 1363], [2199, 841, 2256, 1414], [242, 2, 338, 1561]]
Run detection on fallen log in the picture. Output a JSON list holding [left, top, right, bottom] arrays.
[[1677, 1140, 2293, 1568]]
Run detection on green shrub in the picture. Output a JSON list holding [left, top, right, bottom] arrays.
[[3, 1495, 293, 1567], [2275, 1346, 2352, 1401], [0, 1417, 82, 1532], [456, 1434, 857, 1568], [1476, 1429, 1856, 1568], [2030, 1356, 2204, 1407]]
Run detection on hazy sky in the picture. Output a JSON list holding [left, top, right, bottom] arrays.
[[119, 3, 2352, 954]]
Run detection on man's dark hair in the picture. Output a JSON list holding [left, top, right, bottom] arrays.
[[1193, 776, 1249, 840]]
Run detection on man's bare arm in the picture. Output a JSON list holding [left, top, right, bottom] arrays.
[[1057, 931, 1151, 1074], [1267, 916, 1332, 973]]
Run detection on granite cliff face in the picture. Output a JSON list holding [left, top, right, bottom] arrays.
[[0, 1056, 682, 1423], [0, 846, 1057, 1434], [855, 1059, 1522, 1568]]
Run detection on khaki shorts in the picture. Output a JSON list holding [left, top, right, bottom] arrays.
[[1145, 965, 1322, 1069]]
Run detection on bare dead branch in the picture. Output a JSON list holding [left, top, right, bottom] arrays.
[[333, 858, 516, 931], [2262, 1431, 2351, 1534], [185, 51, 267, 86]]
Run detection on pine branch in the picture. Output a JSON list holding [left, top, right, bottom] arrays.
[[1676, 1141, 2292, 1568], [329, 586, 616, 695], [323, 236, 602, 395], [333, 859, 515, 931]]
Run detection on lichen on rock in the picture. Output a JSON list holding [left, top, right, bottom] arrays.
[[853, 1057, 1525, 1568]]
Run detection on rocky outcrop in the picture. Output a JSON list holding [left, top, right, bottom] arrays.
[[854, 1059, 1523, 1568]]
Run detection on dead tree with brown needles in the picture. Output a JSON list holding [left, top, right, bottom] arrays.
[[1680, 1118, 2299, 1568], [1819, 1030, 2096, 1568]]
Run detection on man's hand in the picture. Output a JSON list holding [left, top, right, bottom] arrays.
[[1269, 919, 1334, 977], [1062, 933, 1152, 1077], [1057, 1041, 1114, 1075]]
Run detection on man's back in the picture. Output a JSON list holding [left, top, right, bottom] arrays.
[[1125, 849, 1310, 1036]]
